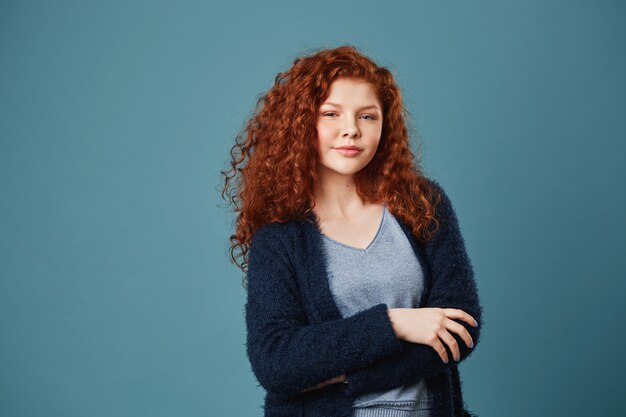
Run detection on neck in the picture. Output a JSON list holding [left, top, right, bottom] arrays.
[[313, 166, 365, 217]]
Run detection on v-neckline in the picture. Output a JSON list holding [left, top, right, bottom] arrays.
[[319, 204, 387, 253], [303, 202, 431, 323]]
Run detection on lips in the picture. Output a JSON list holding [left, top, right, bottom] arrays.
[[334, 147, 362, 157]]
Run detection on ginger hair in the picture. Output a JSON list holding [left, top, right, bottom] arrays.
[[220, 45, 442, 285]]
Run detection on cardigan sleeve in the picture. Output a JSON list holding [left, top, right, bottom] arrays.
[[343, 180, 484, 398], [245, 223, 404, 399]]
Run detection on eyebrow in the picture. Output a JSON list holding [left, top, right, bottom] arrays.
[[320, 102, 381, 111]]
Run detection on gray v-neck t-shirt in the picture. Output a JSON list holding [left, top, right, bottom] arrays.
[[321, 204, 437, 416]]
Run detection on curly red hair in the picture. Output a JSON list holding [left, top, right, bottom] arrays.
[[221, 45, 442, 283]]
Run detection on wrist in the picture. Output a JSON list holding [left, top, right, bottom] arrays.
[[387, 308, 403, 340]]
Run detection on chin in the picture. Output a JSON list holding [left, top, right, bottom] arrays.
[[328, 166, 368, 176], [318, 158, 371, 176]]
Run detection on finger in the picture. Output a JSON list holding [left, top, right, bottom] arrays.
[[445, 318, 474, 349], [438, 328, 460, 361], [431, 337, 450, 363], [443, 308, 478, 327]]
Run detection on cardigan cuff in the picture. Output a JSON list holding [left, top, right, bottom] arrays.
[[343, 303, 404, 369]]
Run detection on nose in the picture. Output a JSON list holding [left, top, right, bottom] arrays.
[[342, 116, 360, 138]]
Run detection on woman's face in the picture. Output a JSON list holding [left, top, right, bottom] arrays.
[[315, 78, 383, 178]]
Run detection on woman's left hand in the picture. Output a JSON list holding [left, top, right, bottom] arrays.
[[299, 373, 347, 393]]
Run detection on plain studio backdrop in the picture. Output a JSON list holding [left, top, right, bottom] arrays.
[[1, 1, 624, 416]]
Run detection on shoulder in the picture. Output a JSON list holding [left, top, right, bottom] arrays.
[[247, 220, 305, 290], [249, 219, 307, 265], [250, 218, 304, 246], [422, 177, 456, 222], [419, 177, 467, 254], [251, 222, 287, 245]]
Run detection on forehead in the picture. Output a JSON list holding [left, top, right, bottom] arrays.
[[321, 79, 381, 108]]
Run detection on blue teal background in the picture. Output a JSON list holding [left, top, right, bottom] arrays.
[[1, 0, 624, 416]]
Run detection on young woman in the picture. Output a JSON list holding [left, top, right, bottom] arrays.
[[221, 45, 483, 417]]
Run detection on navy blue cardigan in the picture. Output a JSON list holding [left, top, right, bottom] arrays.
[[245, 179, 483, 417]]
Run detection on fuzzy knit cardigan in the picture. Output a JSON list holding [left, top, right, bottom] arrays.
[[244, 179, 484, 417]]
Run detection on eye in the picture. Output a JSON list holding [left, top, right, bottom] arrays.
[[361, 114, 376, 120], [322, 112, 337, 117]]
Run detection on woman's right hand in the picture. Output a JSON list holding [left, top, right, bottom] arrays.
[[387, 307, 478, 363]]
